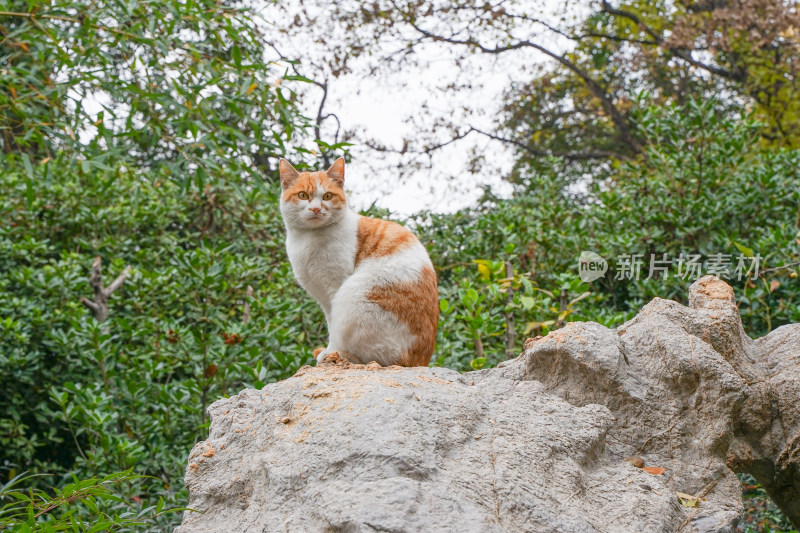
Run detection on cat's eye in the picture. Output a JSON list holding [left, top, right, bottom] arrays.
[[322, 192, 333, 201], [297, 192, 309, 200]]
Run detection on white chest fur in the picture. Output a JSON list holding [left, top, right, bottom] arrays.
[[284, 211, 359, 315]]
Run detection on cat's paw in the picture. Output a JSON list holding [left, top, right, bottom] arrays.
[[315, 347, 337, 364]]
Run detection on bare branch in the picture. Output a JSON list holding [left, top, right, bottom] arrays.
[[400, 19, 642, 152], [80, 297, 101, 315], [89, 256, 103, 301], [506, 13, 659, 45], [104, 266, 131, 297], [266, 39, 343, 166], [80, 256, 131, 322], [467, 127, 622, 160], [313, 80, 330, 167], [759, 261, 800, 276], [599, 1, 745, 82], [365, 125, 621, 161]]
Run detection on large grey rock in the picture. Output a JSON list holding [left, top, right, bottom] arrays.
[[176, 276, 800, 532], [505, 275, 800, 530]]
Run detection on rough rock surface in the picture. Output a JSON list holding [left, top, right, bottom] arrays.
[[176, 276, 800, 532]]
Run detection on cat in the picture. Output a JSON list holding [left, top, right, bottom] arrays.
[[278, 157, 439, 367]]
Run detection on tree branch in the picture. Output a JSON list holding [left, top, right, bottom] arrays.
[[467, 126, 621, 160], [80, 297, 101, 316], [311, 79, 342, 167], [266, 41, 341, 165], [401, 18, 642, 153], [599, 1, 745, 82], [80, 256, 131, 322], [105, 267, 131, 296], [365, 125, 621, 161], [759, 261, 800, 276]]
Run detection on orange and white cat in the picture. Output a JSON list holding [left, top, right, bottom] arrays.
[[279, 157, 438, 367]]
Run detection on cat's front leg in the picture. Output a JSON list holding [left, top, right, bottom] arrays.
[[316, 310, 336, 363]]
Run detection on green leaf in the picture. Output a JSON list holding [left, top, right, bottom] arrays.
[[20, 153, 33, 179], [520, 296, 535, 310], [469, 357, 486, 370], [733, 242, 754, 258]]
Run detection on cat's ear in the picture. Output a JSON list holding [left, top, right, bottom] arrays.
[[279, 159, 300, 189], [326, 157, 345, 186]]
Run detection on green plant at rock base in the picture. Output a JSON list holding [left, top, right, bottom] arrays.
[[0, 469, 183, 531]]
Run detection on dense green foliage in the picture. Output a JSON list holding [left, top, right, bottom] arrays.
[[0, 0, 326, 528], [2, 1, 799, 531]]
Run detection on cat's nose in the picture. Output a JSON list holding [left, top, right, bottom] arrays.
[[309, 207, 321, 214]]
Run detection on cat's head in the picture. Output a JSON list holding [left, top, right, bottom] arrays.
[[278, 158, 348, 229]]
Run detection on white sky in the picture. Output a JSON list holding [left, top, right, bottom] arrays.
[[323, 58, 517, 216]]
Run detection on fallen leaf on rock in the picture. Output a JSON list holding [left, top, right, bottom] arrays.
[[625, 456, 644, 468], [642, 467, 665, 475], [676, 492, 700, 507]]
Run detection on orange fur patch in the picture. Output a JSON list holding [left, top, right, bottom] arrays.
[[367, 266, 439, 366], [355, 217, 417, 266]]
